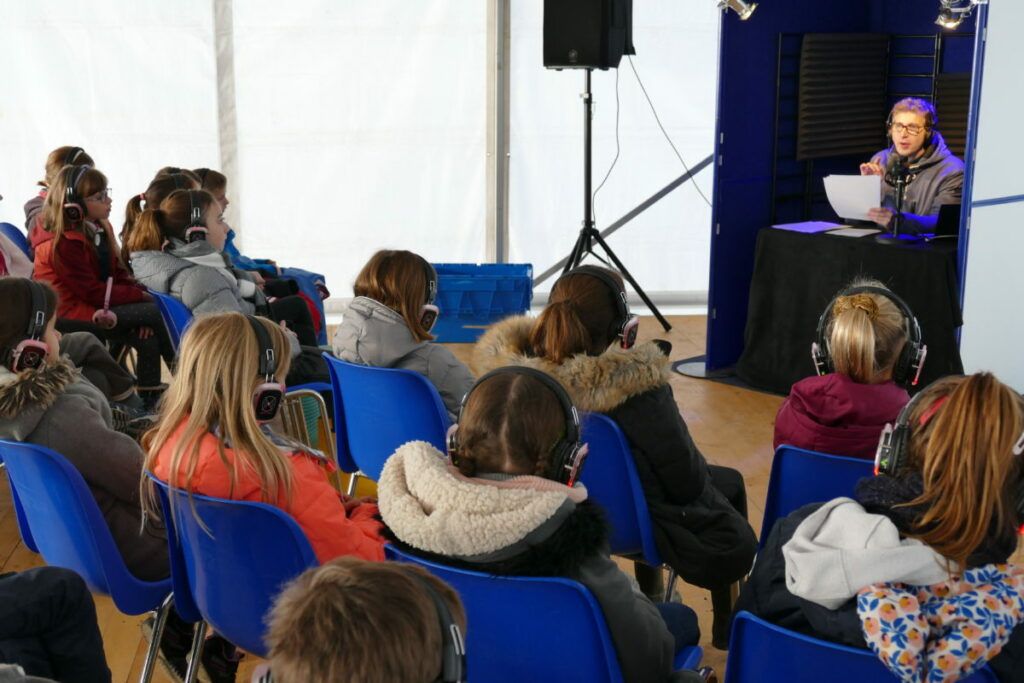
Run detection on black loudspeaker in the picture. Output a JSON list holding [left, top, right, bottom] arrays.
[[543, 0, 634, 70]]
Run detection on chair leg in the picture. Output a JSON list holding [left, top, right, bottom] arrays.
[[184, 620, 209, 683], [345, 472, 361, 496], [664, 567, 678, 603], [139, 593, 173, 683]]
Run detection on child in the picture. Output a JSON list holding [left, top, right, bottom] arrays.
[[32, 164, 174, 395], [378, 367, 699, 683], [472, 265, 755, 648], [739, 372, 1024, 680], [0, 278, 167, 581], [332, 249, 473, 419], [120, 171, 199, 267], [143, 311, 385, 565], [257, 557, 466, 683], [773, 280, 920, 459], [24, 145, 95, 255]]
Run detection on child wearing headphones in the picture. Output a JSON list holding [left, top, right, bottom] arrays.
[[774, 280, 920, 460], [378, 367, 701, 683], [120, 170, 200, 268], [257, 557, 466, 683], [23, 145, 95, 256], [32, 164, 174, 398], [472, 265, 755, 649], [739, 372, 1024, 680], [332, 249, 473, 420], [0, 278, 169, 581]]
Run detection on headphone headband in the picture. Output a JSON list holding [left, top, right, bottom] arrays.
[[25, 280, 47, 340], [64, 165, 89, 203], [64, 147, 84, 166], [411, 574, 466, 683], [6, 280, 51, 373], [424, 259, 438, 305], [185, 190, 208, 242], [558, 266, 639, 349]]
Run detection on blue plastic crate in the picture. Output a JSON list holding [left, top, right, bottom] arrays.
[[431, 263, 533, 343]]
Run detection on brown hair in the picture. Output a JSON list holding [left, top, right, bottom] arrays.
[[41, 165, 108, 272], [124, 189, 217, 256], [266, 557, 466, 683], [193, 168, 227, 194], [889, 97, 938, 131], [353, 250, 435, 342], [39, 146, 94, 188], [155, 167, 202, 185], [899, 373, 1024, 570], [827, 280, 908, 384], [531, 267, 624, 363], [122, 174, 200, 264], [453, 371, 566, 479], [0, 278, 58, 366]]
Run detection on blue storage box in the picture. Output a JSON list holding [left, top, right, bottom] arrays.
[[431, 263, 533, 343]]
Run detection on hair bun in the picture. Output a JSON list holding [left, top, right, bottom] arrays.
[[833, 293, 879, 320]]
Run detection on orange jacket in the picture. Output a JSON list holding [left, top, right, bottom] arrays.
[[151, 421, 385, 564]]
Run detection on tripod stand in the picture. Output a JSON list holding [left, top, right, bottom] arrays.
[[562, 69, 671, 332]]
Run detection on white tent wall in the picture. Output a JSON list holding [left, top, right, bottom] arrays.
[[0, 2, 220, 232], [959, 1, 1024, 392], [509, 2, 719, 302]]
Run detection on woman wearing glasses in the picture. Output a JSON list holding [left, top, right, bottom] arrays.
[[859, 97, 964, 234]]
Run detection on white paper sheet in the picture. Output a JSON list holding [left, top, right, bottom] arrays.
[[823, 175, 881, 221]]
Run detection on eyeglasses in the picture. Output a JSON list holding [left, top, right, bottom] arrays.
[[86, 188, 112, 202], [891, 123, 927, 136]]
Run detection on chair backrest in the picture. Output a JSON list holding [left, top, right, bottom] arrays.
[[387, 544, 628, 683], [148, 477, 318, 656], [577, 413, 661, 565], [0, 440, 170, 614], [725, 611, 999, 682], [325, 355, 450, 479], [0, 222, 30, 258], [150, 290, 194, 351], [760, 445, 874, 548]]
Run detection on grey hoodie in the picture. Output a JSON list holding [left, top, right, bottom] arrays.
[[782, 497, 949, 610], [130, 239, 262, 316], [331, 297, 474, 419], [870, 130, 965, 234]]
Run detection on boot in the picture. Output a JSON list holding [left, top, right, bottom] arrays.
[[710, 582, 739, 650]]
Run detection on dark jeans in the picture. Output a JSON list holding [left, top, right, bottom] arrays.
[[655, 602, 701, 651], [0, 568, 111, 683]]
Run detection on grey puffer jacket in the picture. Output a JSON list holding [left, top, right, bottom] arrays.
[[130, 239, 263, 316], [331, 297, 473, 420], [379, 441, 678, 683], [0, 360, 167, 581], [870, 130, 965, 234]]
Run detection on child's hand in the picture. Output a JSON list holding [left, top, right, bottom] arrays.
[[137, 326, 154, 340], [248, 271, 266, 288], [339, 494, 376, 514]]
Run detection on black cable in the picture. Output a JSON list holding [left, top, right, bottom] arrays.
[[627, 55, 713, 208], [592, 67, 621, 224]]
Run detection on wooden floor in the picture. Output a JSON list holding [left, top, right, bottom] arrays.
[[0, 315, 784, 680]]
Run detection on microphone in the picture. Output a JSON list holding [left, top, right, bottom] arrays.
[[884, 154, 911, 186]]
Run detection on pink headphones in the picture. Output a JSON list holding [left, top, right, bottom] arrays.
[[245, 316, 285, 423], [8, 281, 50, 373]]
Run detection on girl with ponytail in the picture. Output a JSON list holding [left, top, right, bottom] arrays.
[[472, 265, 756, 649], [23, 145, 95, 254], [120, 172, 199, 267], [773, 279, 914, 459], [740, 372, 1024, 680]]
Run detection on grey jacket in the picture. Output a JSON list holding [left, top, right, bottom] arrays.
[[0, 360, 167, 581], [870, 130, 965, 234], [331, 297, 473, 419], [379, 441, 676, 683], [130, 239, 262, 316]]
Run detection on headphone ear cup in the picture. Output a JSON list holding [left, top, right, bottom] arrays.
[[63, 203, 84, 223], [446, 424, 461, 465], [252, 382, 285, 423], [10, 340, 49, 373]]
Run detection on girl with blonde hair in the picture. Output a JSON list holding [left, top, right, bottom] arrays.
[[740, 372, 1024, 680], [774, 280, 920, 459], [24, 145, 95, 252]]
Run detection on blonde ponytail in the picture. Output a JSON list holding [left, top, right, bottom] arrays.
[[125, 208, 167, 255], [828, 283, 907, 383]]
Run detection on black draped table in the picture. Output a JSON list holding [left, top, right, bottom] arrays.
[[735, 228, 964, 395]]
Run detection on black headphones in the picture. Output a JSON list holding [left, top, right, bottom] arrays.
[[62, 165, 90, 224], [557, 266, 639, 350], [246, 316, 285, 423], [886, 102, 937, 150], [448, 366, 589, 486], [875, 388, 1024, 527], [7, 281, 50, 373], [64, 146, 85, 165], [413, 574, 467, 683], [811, 285, 926, 387], [421, 258, 440, 332], [184, 190, 208, 243]]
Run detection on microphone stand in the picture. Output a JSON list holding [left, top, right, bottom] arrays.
[[875, 157, 918, 244]]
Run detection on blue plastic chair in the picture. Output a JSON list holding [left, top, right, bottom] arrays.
[[147, 475, 318, 658], [759, 445, 874, 549], [578, 413, 676, 600], [388, 545, 703, 683], [725, 610, 998, 682], [325, 354, 450, 494], [0, 440, 172, 682], [0, 222, 30, 258], [149, 289, 194, 352]]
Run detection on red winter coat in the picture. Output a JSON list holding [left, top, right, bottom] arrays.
[[32, 225, 147, 321], [152, 420, 385, 564], [773, 373, 910, 460]]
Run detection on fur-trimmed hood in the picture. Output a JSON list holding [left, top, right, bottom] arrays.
[[0, 358, 110, 440], [470, 315, 670, 413]]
